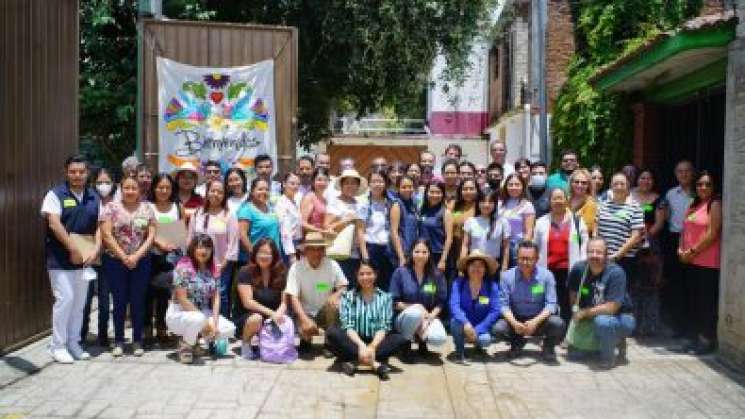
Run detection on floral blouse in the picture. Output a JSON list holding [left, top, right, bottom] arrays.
[[100, 201, 155, 255], [172, 257, 219, 310]]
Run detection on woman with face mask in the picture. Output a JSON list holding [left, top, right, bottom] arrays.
[[81, 168, 117, 348]]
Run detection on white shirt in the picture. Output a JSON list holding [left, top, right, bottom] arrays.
[[227, 195, 248, 216], [361, 199, 390, 245], [284, 257, 348, 317], [664, 186, 694, 233], [275, 195, 302, 255], [464, 216, 510, 259], [40, 189, 85, 216]]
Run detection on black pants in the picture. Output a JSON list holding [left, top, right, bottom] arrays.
[[144, 254, 173, 333], [492, 315, 565, 348], [367, 243, 394, 292], [661, 232, 686, 334], [550, 268, 571, 327], [325, 325, 408, 362], [683, 264, 719, 344]]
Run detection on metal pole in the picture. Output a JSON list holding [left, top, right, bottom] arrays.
[[537, 0, 549, 164], [136, 1, 162, 166]]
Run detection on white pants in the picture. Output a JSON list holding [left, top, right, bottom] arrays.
[[394, 305, 448, 348], [166, 303, 235, 345], [49, 269, 90, 350]]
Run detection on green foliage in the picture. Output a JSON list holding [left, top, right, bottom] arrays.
[[552, 0, 702, 172], [79, 0, 138, 171]]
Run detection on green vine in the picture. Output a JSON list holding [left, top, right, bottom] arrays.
[[552, 0, 703, 172]]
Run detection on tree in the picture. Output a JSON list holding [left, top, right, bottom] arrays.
[[79, 1, 496, 165], [79, 0, 138, 171]]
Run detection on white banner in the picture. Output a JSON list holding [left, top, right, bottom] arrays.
[[157, 57, 276, 175]]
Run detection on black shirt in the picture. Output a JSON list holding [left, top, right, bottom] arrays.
[[567, 261, 633, 313], [235, 269, 283, 317]]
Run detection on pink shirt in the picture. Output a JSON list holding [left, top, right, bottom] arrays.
[[681, 201, 720, 269], [188, 208, 240, 264], [307, 193, 326, 229]]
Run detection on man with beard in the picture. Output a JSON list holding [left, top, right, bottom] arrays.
[[546, 149, 579, 192]]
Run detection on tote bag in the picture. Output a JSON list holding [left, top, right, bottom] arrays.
[[565, 265, 600, 351], [326, 224, 355, 260], [259, 316, 298, 364]]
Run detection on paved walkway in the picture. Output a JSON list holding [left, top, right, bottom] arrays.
[[1, 335, 744, 419]]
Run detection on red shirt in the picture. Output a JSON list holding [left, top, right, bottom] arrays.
[[547, 221, 570, 270]]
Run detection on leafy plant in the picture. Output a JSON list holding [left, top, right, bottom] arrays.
[[552, 0, 703, 172]]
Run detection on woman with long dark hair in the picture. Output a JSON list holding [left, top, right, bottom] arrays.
[[300, 168, 331, 235], [188, 179, 240, 318], [238, 177, 282, 258], [389, 239, 448, 358], [501, 173, 536, 267], [461, 190, 511, 271], [359, 169, 395, 291], [144, 173, 186, 346], [446, 178, 481, 279], [678, 171, 722, 355], [234, 238, 288, 360], [275, 172, 303, 264], [390, 175, 419, 267], [166, 234, 236, 363], [418, 182, 453, 274]]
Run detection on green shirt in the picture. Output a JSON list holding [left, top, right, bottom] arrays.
[[340, 288, 393, 339]]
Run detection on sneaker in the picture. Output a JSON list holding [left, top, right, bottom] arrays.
[[322, 347, 335, 359], [67, 343, 91, 361], [178, 343, 194, 364], [341, 361, 356, 377], [112, 343, 124, 357], [48, 348, 74, 364], [452, 352, 470, 366], [241, 342, 260, 360], [507, 344, 523, 359], [417, 341, 430, 356], [298, 340, 312, 354], [132, 342, 145, 357], [541, 345, 558, 364], [375, 364, 390, 381]]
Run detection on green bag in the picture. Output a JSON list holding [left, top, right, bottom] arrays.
[[566, 318, 600, 351], [566, 265, 600, 351]]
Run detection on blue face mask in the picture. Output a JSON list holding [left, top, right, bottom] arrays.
[[529, 175, 547, 189]]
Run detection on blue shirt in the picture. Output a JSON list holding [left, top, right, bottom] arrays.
[[499, 267, 557, 319], [389, 266, 447, 312], [237, 202, 282, 260], [449, 278, 501, 335], [418, 205, 446, 254]]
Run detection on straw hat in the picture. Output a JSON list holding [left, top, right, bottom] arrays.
[[457, 249, 498, 276], [334, 169, 368, 195], [301, 232, 328, 248], [171, 161, 200, 179]]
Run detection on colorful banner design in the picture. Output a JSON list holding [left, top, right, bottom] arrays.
[[157, 57, 275, 175]]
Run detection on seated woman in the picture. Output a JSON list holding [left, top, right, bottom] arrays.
[[389, 239, 448, 358], [325, 263, 408, 380], [165, 234, 236, 364], [234, 238, 288, 360], [449, 250, 502, 365]]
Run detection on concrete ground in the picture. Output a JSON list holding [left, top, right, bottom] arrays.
[[1, 334, 744, 419]]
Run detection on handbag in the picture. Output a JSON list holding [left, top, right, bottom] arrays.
[[565, 264, 600, 351], [259, 316, 297, 364], [326, 223, 355, 260]]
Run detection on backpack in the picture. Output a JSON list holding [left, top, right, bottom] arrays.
[[259, 316, 297, 364]]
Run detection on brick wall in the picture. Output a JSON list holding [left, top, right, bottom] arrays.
[[546, 0, 576, 111]]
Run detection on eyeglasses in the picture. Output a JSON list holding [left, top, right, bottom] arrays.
[[476, 169, 486, 174], [206, 169, 221, 174]]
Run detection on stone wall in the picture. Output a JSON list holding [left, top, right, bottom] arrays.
[[718, 0, 745, 371], [546, 0, 575, 111]]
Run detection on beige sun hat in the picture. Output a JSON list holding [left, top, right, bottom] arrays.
[[171, 161, 200, 180], [334, 169, 368, 195], [457, 249, 499, 276], [301, 232, 328, 248]]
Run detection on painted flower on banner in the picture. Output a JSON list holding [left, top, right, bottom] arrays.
[[164, 74, 270, 133]]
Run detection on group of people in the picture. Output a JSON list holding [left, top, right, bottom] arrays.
[[42, 140, 722, 379]]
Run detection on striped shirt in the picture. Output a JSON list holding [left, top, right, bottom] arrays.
[[596, 200, 644, 257], [340, 288, 393, 339]]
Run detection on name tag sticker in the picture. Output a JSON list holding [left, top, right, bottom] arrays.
[[422, 283, 436, 294], [133, 217, 149, 229], [531, 284, 545, 295], [642, 204, 654, 212], [478, 296, 490, 305], [63, 199, 77, 208], [571, 233, 580, 244], [580, 286, 590, 296], [614, 210, 628, 220], [687, 213, 697, 221], [212, 218, 227, 231], [157, 215, 174, 224], [315, 282, 331, 293]]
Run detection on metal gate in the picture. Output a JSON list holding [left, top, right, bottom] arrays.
[[0, 0, 79, 352]]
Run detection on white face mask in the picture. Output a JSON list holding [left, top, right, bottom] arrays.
[[529, 175, 547, 189], [96, 183, 113, 197]]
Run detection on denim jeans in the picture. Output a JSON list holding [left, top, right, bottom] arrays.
[[450, 318, 492, 356], [593, 313, 636, 361], [219, 261, 235, 319], [104, 254, 151, 344]]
